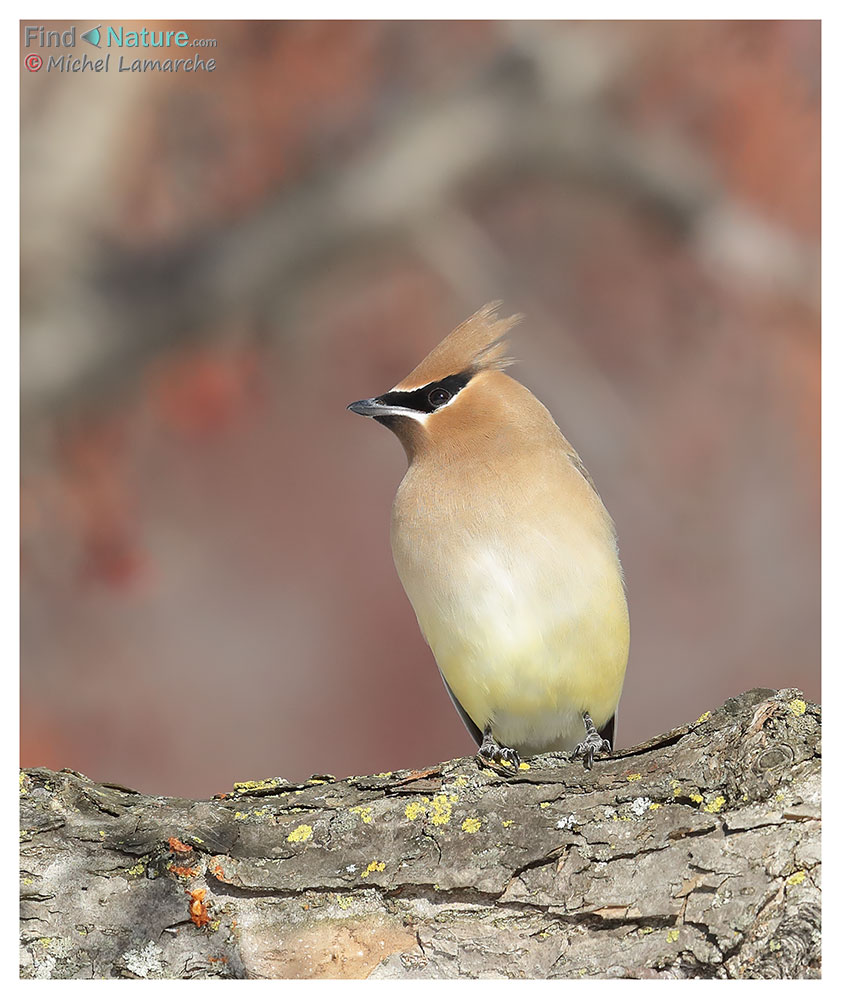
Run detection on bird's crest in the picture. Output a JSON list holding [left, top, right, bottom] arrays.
[[394, 302, 522, 390]]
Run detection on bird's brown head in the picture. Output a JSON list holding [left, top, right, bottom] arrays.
[[347, 302, 524, 461]]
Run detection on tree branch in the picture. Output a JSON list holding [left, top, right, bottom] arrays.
[[20, 687, 820, 979]]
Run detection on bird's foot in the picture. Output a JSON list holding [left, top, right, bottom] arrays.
[[477, 726, 520, 771], [571, 711, 611, 771]]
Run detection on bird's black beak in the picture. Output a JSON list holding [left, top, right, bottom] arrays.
[[347, 398, 385, 417]]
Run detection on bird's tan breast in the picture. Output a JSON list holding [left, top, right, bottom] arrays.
[[390, 435, 629, 752]]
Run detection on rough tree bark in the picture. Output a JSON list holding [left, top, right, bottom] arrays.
[[20, 687, 820, 979]]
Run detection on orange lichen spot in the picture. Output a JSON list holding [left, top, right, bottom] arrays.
[[169, 864, 200, 879], [168, 837, 192, 854], [187, 888, 210, 928], [208, 956, 229, 964], [209, 861, 227, 880]]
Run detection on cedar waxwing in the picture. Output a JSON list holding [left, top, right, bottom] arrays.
[[348, 303, 629, 769]]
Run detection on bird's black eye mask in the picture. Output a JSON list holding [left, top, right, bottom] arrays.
[[376, 372, 473, 415]]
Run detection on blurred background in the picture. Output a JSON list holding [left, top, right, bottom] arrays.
[[21, 20, 820, 798]]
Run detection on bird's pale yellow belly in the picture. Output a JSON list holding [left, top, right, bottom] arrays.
[[393, 527, 629, 754]]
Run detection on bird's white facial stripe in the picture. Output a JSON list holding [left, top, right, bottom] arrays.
[[375, 406, 429, 424]]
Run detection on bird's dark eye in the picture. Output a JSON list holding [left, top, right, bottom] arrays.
[[428, 387, 451, 408]]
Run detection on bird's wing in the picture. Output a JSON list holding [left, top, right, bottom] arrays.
[[439, 671, 483, 747], [599, 713, 616, 747]]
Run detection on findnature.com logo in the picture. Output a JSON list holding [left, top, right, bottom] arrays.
[[23, 24, 218, 73]]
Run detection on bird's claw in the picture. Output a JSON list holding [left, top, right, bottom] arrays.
[[572, 712, 611, 770], [478, 727, 520, 770]]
